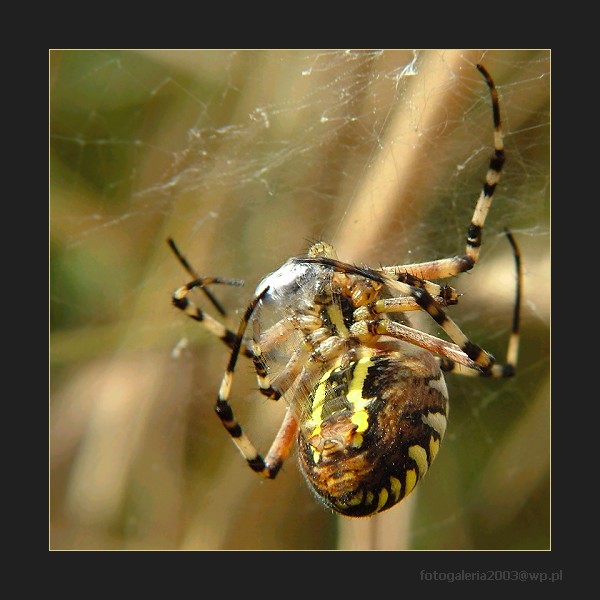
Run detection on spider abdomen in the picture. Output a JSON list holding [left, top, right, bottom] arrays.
[[297, 348, 449, 517]]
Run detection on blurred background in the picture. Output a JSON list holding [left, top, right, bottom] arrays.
[[50, 49, 550, 550]]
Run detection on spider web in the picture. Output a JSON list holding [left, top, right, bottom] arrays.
[[50, 49, 550, 551]]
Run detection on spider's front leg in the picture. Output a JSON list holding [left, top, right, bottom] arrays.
[[382, 63, 506, 283]]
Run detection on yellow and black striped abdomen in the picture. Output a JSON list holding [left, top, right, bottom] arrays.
[[297, 346, 449, 517]]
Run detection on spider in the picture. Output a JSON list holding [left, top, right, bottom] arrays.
[[168, 64, 522, 517]]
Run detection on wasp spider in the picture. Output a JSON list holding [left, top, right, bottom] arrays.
[[169, 64, 522, 517]]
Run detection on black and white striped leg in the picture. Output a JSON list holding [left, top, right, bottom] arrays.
[[213, 287, 294, 478], [465, 64, 505, 265], [382, 63, 505, 281], [369, 272, 498, 372], [168, 238, 255, 359], [171, 276, 256, 359], [168, 237, 231, 316], [439, 229, 521, 378], [355, 228, 520, 377], [300, 255, 497, 372]]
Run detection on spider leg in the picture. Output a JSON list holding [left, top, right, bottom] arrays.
[[213, 286, 307, 478], [355, 319, 512, 378], [298, 256, 494, 372], [351, 287, 497, 373], [168, 238, 254, 359], [168, 237, 231, 316], [439, 228, 521, 378], [353, 229, 522, 378], [171, 276, 255, 359], [169, 254, 313, 477], [382, 63, 505, 281], [250, 303, 324, 400]]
